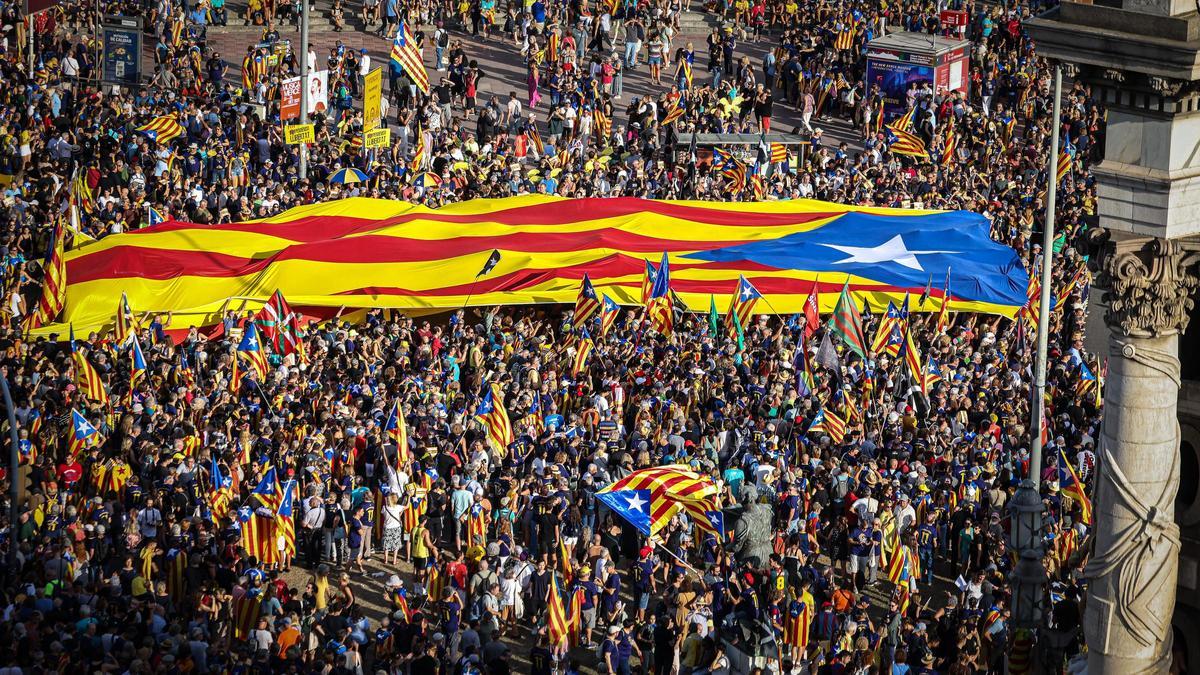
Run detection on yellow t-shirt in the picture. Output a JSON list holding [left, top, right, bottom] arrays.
[[314, 575, 329, 610]]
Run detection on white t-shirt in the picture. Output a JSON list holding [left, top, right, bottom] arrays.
[[506, 98, 523, 121], [252, 627, 274, 652], [383, 503, 403, 529], [500, 578, 520, 606]]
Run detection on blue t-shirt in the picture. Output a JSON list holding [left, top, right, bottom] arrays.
[[601, 639, 619, 667], [917, 524, 937, 551], [603, 573, 621, 612], [443, 598, 462, 633], [574, 580, 598, 610], [636, 560, 654, 591], [849, 527, 871, 557]]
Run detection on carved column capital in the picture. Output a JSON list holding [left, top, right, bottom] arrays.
[[1096, 236, 1200, 338]]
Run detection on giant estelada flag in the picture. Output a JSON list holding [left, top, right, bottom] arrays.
[[39, 196, 1028, 336]]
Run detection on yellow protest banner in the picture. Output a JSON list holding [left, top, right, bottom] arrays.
[[364, 67, 383, 131], [284, 124, 315, 144], [364, 128, 392, 148]]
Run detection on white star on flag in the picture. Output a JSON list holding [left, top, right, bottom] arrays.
[[820, 234, 956, 272], [625, 492, 648, 513]]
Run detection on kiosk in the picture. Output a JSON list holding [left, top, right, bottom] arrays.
[[864, 31, 971, 120]]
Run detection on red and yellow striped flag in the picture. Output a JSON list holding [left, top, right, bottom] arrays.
[[783, 599, 811, 650], [475, 383, 514, 454], [390, 20, 429, 93], [241, 511, 278, 564], [70, 330, 109, 406], [232, 592, 262, 640], [384, 401, 411, 467], [574, 274, 601, 326], [548, 573, 571, 647], [28, 224, 67, 329], [136, 114, 185, 144], [35, 196, 1030, 338], [572, 330, 594, 377]]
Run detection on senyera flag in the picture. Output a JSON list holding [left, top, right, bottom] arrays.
[[37, 196, 1028, 338]]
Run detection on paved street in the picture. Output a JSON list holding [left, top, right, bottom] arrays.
[[198, 5, 861, 148]]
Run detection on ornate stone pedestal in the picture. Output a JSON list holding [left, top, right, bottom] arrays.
[[1085, 237, 1198, 673], [1024, 0, 1200, 664]]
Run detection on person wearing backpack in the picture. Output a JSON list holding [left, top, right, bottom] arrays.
[[435, 23, 451, 70], [599, 624, 621, 675], [478, 583, 502, 645], [632, 546, 657, 621], [469, 558, 499, 601]]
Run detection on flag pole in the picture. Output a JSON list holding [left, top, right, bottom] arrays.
[[648, 536, 704, 577], [460, 251, 497, 317], [254, 377, 277, 417], [1010, 61, 1059, 640]]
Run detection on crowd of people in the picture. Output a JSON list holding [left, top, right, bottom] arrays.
[[0, 0, 1107, 671]]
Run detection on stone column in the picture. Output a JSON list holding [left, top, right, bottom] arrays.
[[1085, 237, 1199, 674]]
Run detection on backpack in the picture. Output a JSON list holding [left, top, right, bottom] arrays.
[[597, 637, 617, 662], [467, 594, 487, 622], [457, 656, 482, 675]]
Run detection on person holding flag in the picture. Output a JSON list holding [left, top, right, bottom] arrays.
[[70, 326, 109, 405], [725, 275, 762, 341], [645, 251, 673, 336], [276, 479, 298, 571], [476, 383, 515, 454], [238, 321, 271, 381], [574, 274, 601, 328], [599, 295, 620, 336], [126, 336, 148, 407]]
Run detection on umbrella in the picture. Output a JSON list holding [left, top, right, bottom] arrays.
[[328, 167, 369, 184], [412, 172, 442, 187]]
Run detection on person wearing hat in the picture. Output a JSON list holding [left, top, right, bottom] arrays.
[[895, 491, 917, 534], [633, 546, 657, 622]]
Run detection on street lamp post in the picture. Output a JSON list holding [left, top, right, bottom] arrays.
[[1010, 483, 1046, 623], [298, 0, 309, 181], [1008, 61, 1062, 666], [0, 374, 21, 569]]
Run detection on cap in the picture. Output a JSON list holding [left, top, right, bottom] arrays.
[[639, 546, 652, 558]]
